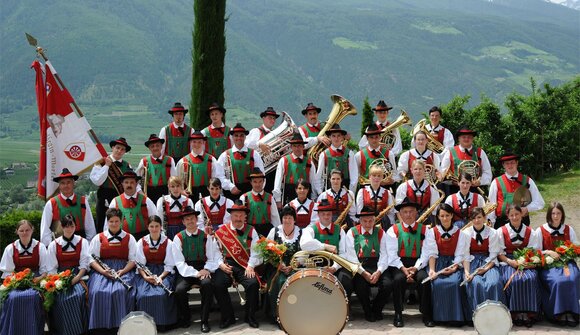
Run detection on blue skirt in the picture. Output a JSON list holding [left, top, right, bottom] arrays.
[[49, 281, 88, 335], [500, 263, 540, 313], [87, 259, 136, 330], [431, 255, 464, 322], [464, 254, 505, 320], [0, 288, 45, 335], [539, 262, 580, 318], [135, 263, 177, 326]]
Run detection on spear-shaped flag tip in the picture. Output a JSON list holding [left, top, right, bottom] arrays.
[[25, 33, 38, 47]]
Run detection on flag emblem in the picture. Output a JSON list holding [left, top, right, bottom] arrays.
[[64, 142, 86, 161]]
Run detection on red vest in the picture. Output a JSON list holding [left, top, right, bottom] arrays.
[[56, 239, 82, 269], [539, 225, 570, 251], [12, 242, 40, 272], [326, 191, 350, 216], [142, 237, 168, 265], [163, 197, 190, 226], [470, 233, 490, 255], [362, 186, 390, 212], [451, 192, 479, 221], [202, 197, 227, 226], [99, 233, 130, 260], [290, 200, 315, 229], [407, 150, 435, 171], [405, 181, 432, 210], [434, 227, 460, 257], [501, 225, 532, 255]]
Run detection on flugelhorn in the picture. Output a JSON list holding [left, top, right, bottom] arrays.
[[289, 250, 360, 276], [380, 110, 412, 149]]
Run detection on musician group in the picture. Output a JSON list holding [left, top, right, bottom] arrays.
[[1, 100, 578, 335]]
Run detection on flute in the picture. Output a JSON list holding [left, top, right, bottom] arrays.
[[91, 254, 133, 291], [421, 262, 461, 284], [135, 261, 173, 296], [460, 261, 493, 286]]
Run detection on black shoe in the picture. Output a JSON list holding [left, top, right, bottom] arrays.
[[393, 313, 404, 327], [424, 319, 435, 327], [219, 318, 235, 329], [406, 293, 418, 305], [373, 311, 384, 321], [200, 322, 210, 333], [247, 317, 259, 328], [179, 319, 191, 328], [364, 312, 376, 322]]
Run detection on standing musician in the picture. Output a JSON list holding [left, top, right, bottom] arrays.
[[355, 124, 398, 189], [107, 169, 157, 241], [195, 178, 233, 233], [246, 107, 280, 194], [213, 201, 263, 329], [156, 176, 193, 239], [158, 102, 194, 161], [274, 132, 320, 208], [201, 102, 232, 159], [397, 130, 441, 181], [488, 152, 544, 229], [217, 123, 265, 198], [345, 207, 393, 322], [317, 169, 357, 228], [41, 168, 96, 246], [297, 102, 330, 150], [411, 106, 454, 156], [358, 100, 402, 157], [316, 124, 358, 193], [239, 168, 281, 237], [385, 198, 433, 328], [288, 179, 319, 229], [176, 130, 224, 204], [136, 134, 177, 204], [356, 165, 396, 231], [171, 207, 220, 332], [444, 172, 486, 229], [440, 126, 492, 195], [90, 137, 133, 233], [299, 198, 354, 298], [395, 160, 440, 224]]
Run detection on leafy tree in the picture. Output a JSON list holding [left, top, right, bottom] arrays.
[[360, 96, 373, 137]]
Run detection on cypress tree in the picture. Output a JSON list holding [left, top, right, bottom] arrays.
[[190, 1, 227, 130], [360, 96, 373, 137]]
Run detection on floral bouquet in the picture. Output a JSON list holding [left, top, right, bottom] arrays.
[[544, 240, 580, 275], [38, 269, 74, 311], [0, 268, 34, 308], [254, 237, 287, 267], [514, 247, 545, 270]]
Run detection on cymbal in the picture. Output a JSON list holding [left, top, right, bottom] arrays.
[[513, 186, 532, 207]]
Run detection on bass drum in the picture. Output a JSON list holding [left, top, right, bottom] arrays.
[[277, 269, 348, 335], [473, 300, 512, 335], [118, 311, 157, 335]]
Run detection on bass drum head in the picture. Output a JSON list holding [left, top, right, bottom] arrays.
[[118, 311, 157, 335], [277, 269, 348, 335], [473, 300, 511, 335]]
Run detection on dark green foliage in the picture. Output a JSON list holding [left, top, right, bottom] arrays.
[[190, 1, 227, 130], [360, 96, 373, 138], [0, 210, 42, 251]]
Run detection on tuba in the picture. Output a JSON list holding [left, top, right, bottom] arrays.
[[257, 111, 298, 174], [380, 110, 412, 149], [308, 95, 358, 165], [289, 250, 360, 275], [412, 119, 445, 154]]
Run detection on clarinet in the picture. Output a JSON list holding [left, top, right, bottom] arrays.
[[91, 254, 133, 291], [135, 261, 174, 296]]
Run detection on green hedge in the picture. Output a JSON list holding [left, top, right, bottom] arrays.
[[0, 210, 42, 251]]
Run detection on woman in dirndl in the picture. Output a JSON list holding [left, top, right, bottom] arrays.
[[88, 208, 137, 331], [265, 206, 302, 325], [0, 220, 49, 335], [462, 207, 505, 321], [287, 179, 318, 229], [423, 203, 470, 325], [497, 205, 541, 327], [536, 202, 579, 327], [156, 176, 193, 239], [356, 165, 395, 231], [135, 215, 177, 329], [46, 214, 91, 335]]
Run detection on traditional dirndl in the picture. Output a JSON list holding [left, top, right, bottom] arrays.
[[539, 261, 580, 319], [135, 263, 177, 326], [0, 287, 44, 335], [49, 273, 89, 335], [500, 255, 540, 313], [87, 259, 136, 330], [431, 255, 464, 322], [464, 254, 505, 319]]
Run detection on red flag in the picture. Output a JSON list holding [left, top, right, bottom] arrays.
[[31, 60, 47, 198]]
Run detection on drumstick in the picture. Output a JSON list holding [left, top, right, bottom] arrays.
[[460, 261, 493, 286], [421, 262, 460, 284]]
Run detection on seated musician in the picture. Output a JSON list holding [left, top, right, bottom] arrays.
[[273, 132, 320, 208], [488, 152, 544, 228], [239, 168, 281, 237], [195, 178, 233, 233], [356, 165, 396, 231], [171, 207, 220, 332], [355, 124, 398, 190], [88, 208, 137, 332], [158, 102, 194, 162], [107, 169, 157, 241], [288, 179, 319, 229], [156, 176, 193, 239], [385, 198, 433, 328], [201, 102, 232, 159], [176, 130, 224, 204], [135, 134, 177, 204], [317, 169, 357, 229], [397, 130, 441, 181], [299, 198, 353, 300], [315, 124, 358, 193], [135, 215, 177, 330], [298, 102, 330, 150], [395, 160, 440, 225], [213, 201, 263, 329], [358, 100, 402, 156], [410, 106, 454, 157], [344, 207, 392, 322], [444, 172, 485, 229], [217, 123, 265, 198], [40, 168, 96, 246]]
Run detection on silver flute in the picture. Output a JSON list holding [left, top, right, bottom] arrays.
[[135, 261, 173, 295], [91, 254, 133, 291]]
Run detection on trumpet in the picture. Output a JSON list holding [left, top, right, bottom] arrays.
[[289, 250, 360, 275], [380, 110, 412, 149], [199, 194, 214, 235], [187, 163, 193, 194], [91, 254, 133, 291], [135, 261, 173, 295], [231, 274, 246, 306], [224, 150, 234, 184]]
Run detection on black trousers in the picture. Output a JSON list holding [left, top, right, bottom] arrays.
[[264, 171, 276, 194], [187, 186, 209, 205], [353, 267, 393, 316], [213, 259, 259, 322], [174, 274, 213, 323], [96, 187, 118, 233], [335, 268, 353, 297], [145, 185, 168, 205], [388, 265, 432, 319]]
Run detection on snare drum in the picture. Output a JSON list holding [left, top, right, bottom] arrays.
[[277, 269, 348, 335], [473, 300, 512, 335], [118, 311, 157, 335]]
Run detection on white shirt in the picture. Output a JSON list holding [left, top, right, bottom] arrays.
[[1, 239, 50, 278], [396, 148, 441, 179], [156, 194, 194, 227], [316, 145, 359, 193], [288, 198, 319, 225], [135, 154, 177, 182], [358, 121, 402, 157], [298, 122, 322, 149], [88, 230, 137, 262], [496, 223, 542, 257], [135, 234, 175, 273], [395, 180, 440, 215], [273, 153, 320, 202], [215, 223, 263, 268], [316, 188, 357, 224], [444, 192, 486, 220], [354, 146, 400, 183], [536, 223, 578, 247], [90, 155, 131, 187], [385, 222, 429, 270], [440, 145, 493, 186], [195, 196, 233, 229], [172, 229, 222, 276], [158, 121, 195, 155], [410, 123, 455, 158], [356, 186, 395, 225], [239, 190, 281, 227], [300, 222, 348, 271], [46, 235, 91, 273], [217, 145, 265, 191], [344, 226, 389, 274], [40, 193, 97, 246], [462, 225, 500, 264], [175, 151, 225, 187], [422, 225, 469, 265], [488, 172, 545, 223], [105, 193, 157, 231], [246, 125, 274, 150]]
